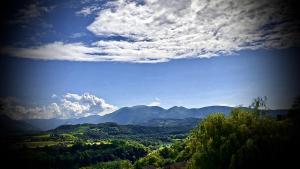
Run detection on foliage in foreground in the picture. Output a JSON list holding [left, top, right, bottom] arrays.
[[185, 111, 293, 169], [136, 97, 300, 169]]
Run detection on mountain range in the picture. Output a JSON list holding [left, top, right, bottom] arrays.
[[1, 105, 287, 131], [24, 105, 233, 130]]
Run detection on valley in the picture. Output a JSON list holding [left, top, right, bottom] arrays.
[[0, 103, 295, 169]]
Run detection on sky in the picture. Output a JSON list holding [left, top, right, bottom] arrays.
[[0, 0, 299, 119]]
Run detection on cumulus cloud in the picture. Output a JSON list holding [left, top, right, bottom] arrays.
[[0, 93, 117, 119], [61, 93, 117, 117], [2, 0, 299, 63], [148, 98, 161, 106]]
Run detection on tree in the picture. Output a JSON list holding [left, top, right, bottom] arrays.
[[249, 96, 268, 116], [184, 98, 296, 169]]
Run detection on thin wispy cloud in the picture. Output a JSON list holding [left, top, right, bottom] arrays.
[[76, 5, 101, 16], [2, 0, 299, 63], [9, 1, 54, 25], [70, 32, 87, 38]]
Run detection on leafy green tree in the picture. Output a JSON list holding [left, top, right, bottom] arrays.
[[184, 98, 297, 169], [134, 152, 164, 169], [81, 160, 133, 169]]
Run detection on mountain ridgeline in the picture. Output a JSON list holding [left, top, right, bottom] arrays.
[[25, 105, 234, 130], [20, 105, 288, 131]]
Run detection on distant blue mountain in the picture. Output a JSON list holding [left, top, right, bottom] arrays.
[[102, 105, 233, 124], [102, 105, 166, 124], [23, 105, 233, 130], [23, 105, 287, 131]]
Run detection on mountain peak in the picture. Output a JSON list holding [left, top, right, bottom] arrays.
[[168, 106, 188, 110]]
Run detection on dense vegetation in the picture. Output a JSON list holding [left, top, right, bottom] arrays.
[[1, 97, 299, 169], [3, 140, 147, 169], [1, 119, 195, 168], [133, 97, 300, 169]]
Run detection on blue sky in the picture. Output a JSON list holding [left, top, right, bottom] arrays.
[[0, 0, 299, 119], [1, 48, 299, 109]]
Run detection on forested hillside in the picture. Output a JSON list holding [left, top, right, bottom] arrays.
[[134, 98, 300, 169], [1, 98, 299, 169]]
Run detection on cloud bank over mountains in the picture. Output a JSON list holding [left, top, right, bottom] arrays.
[[2, 0, 299, 63], [0, 93, 117, 119]]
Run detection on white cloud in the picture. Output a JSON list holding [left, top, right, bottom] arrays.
[[61, 93, 117, 117], [70, 32, 87, 38], [0, 97, 62, 120], [1, 42, 104, 62], [0, 93, 117, 119], [76, 5, 101, 16], [87, 0, 299, 55], [2, 0, 299, 63], [148, 98, 161, 106]]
